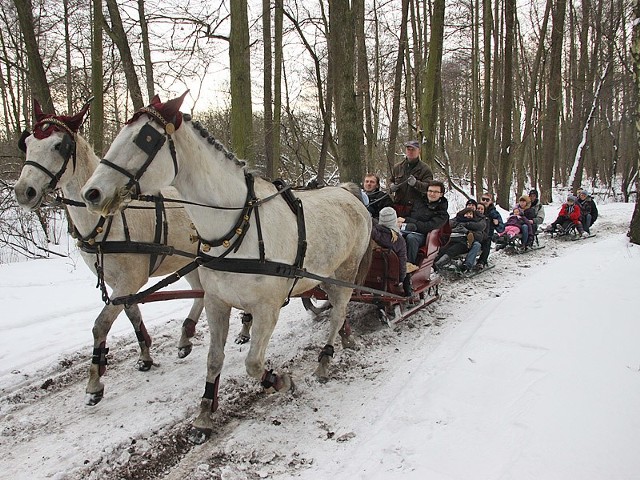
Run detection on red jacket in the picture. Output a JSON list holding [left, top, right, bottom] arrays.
[[557, 203, 582, 224]]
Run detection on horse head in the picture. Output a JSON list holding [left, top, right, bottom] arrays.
[[14, 99, 91, 210], [82, 92, 189, 217]]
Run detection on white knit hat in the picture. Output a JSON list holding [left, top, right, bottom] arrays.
[[379, 206, 400, 233]]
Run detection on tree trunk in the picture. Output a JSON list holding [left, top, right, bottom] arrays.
[[13, 0, 53, 112], [273, 0, 283, 178], [138, 0, 155, 101], [90, 0, 104, 154], [475, 0, 493, 195], [628, 0, 640, 245], [496, 0, 515, 209], [354, 0, 374, 172], [385, 0, 410, 177], [229, 0, 254, 162], [329, 0, 363, 183], [540, 0, 567, 204], [420, 0, 445, 169], [104, 0, 143, 110], [263, 0, 274, 178]]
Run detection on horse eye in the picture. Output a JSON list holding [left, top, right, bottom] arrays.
[[54, 142, 61, 150]]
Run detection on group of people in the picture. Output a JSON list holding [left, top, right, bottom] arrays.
[[362, 139, 599, 297], [545, 188, 598, 236], [364, 140, 448, 297]]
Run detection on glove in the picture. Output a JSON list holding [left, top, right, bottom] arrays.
[[407, 175, 417, 186], [389, 183, 399, 193]]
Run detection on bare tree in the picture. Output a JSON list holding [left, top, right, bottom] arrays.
[[90, 0, 104, 153], [229, 0, 254, 162], [12, 0, 52, 111], [420, 0, 445, 169], [104, 0, 144, 110], [629, 0, 640, 244], [329, 0, 363, 183], [539, 0, 567, 204]]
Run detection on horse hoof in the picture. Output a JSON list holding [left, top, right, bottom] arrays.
[[137, 360, 153, 371], [313, 366, 330, 383], [178, 345, 192, 358], [340, 336, 356, 350], [277, 373, 295, 393], [85, 389, 104, 406], [235, 334, 250, 345], [187, 427, 211, 445]]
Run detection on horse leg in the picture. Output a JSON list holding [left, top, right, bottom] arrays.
[[123, 303, 154, 370], [191, 297, 231, 441], [314, 285, 352, 380], [339, 319, 356, 349], [245, 305, 292, 393], [177, 271, 204, 358], [234, 312, 252, 344], [86, 303, 125, 406]]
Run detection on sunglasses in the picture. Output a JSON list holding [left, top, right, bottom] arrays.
[[481, 197, 491, 201]]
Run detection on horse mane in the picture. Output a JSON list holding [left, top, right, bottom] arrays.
[[182, 114, 246, 168]]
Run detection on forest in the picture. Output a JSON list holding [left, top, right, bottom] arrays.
[[1, 0, 639, 259]]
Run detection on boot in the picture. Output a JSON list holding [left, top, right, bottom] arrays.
[[402, 275, 413, 297]]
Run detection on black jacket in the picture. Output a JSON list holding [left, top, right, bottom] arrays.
[[403, 196, 449, 235], [365, 188, 394, 218]]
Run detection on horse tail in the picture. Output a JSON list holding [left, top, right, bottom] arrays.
[[355, 239, 375, 286]]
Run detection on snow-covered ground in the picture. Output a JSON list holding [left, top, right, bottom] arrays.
[[0, 202, 638, 480]]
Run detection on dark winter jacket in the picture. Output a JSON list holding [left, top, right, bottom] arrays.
[[577, 197, 598, 225], [390, 158, 434, 208], [485, 203, 505, 237], [371, 224, 407, 280], [448, 209, 486, 244], [402, 196, 449, 235], [473, 212, 489, 243], [365, 188, 394, 218]]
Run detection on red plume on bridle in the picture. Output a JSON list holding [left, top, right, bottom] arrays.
[[126, 91, 189, 131], [32, 98, 92, 139]]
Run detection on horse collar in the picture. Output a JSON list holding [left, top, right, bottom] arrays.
[[197, 173, 257, 255]]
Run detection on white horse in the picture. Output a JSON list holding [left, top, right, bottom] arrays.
[[80, 93, 372, 441], [13, 101, 205, 406]]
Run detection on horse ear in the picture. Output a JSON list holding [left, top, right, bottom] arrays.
[[33, 99, 47, 121], [65, 100, 92, 133], [162, 91, 189, 119]]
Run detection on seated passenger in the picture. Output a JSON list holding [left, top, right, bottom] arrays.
[[545, 195, 587, 236], [397, 180, 449, 264], [577, 190, 598, 234], [464, 202, 489, 270], [528, 189, 545, 234], [363, 173, 393, 218], [515, 194, 536, 246], [477, 192, 504, 268], [433, 207, 486, 271], [372, 206, 411, 296], [495, 206, 534, 250]]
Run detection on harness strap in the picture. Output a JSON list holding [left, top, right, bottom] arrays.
[[80, 241, 195, 258], [111, 260, 201, 306]]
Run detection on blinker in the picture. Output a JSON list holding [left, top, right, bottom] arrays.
[[134, 123, 165, 155], [58, 134, 75, 161], [18, 130, 30, 153]]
